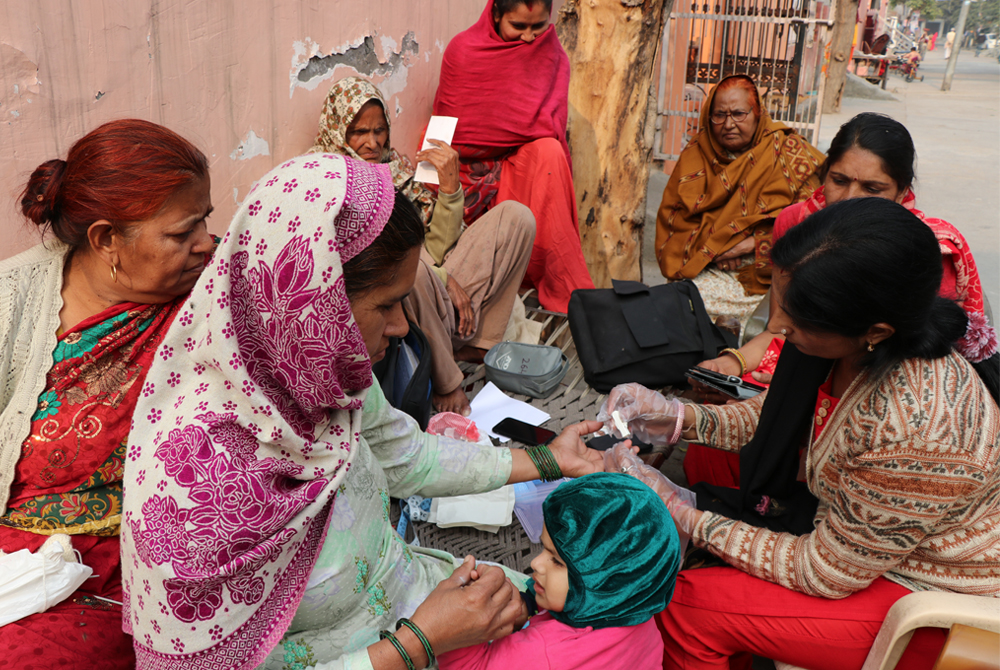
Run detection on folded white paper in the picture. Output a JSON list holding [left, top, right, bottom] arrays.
[[468, 382, 551, 443], [414, 116, 458, 185], [428, 485, 515, 533]]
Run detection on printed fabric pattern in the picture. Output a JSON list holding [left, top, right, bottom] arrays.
[[654, 76, 825, 296], [1, 299, 182, 536], [311, 76, 437, 224], [773, 186, 998, 363], [122, 153, 395, 670], [690, 351, 1000, 598]]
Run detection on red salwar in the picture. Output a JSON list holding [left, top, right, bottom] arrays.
[[657, 568, 946, 670], [497, 137, 595, 313]]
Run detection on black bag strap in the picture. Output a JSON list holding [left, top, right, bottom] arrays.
[[674, 280, 727, 361]]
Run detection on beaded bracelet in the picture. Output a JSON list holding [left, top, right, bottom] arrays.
[[379, 629, 415, 670], [719, 347, 747, 376], [397, 618, 435, 666], [525, 444, 563, 481]]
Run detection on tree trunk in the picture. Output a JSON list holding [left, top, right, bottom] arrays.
[[556, 0, 673, 287], [823, 0, 861, 113]]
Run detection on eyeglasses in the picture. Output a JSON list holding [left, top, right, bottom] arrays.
[[709, 110, 752, 125]]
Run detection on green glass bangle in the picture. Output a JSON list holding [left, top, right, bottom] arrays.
[[379, 629, 415, 670], [396, 618, 435, 665], [525, 446, 552, 481], [540, 444, 561, 480], [526, 445, 562, 481], [525, 446, 542, 478], [539, 444, 563, 480]]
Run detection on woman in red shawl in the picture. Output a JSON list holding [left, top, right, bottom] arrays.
[[686, 112, 998, 489], [433, 0, 595, 313], [0, 120, 214, 669]]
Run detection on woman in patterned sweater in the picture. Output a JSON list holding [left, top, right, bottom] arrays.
[[606, 198, 998, 670]]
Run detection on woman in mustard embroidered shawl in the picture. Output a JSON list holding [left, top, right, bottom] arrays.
[[655, 75, 824, 325]]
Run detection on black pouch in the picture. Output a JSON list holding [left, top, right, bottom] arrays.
[[568, 280, 736, 392], [371, 320, 433, 430]]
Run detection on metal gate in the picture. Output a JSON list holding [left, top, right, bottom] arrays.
[[654, 0, 838, 164]]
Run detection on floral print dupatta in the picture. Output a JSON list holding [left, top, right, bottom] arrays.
[[122, 154, 394, 669]]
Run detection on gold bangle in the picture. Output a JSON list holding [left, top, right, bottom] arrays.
[[719, 348, 747, 376]]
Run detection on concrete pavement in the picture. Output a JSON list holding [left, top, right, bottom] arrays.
[[643, 47, 1000, 311]]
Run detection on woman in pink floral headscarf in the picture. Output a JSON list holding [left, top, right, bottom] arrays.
[[122, 154, 607, 670]]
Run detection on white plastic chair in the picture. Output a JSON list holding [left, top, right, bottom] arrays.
[[773, 591, 1000, 670]]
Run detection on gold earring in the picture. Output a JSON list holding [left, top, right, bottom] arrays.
[[867, 341, 874, 352], [110, 263, 118, 283]]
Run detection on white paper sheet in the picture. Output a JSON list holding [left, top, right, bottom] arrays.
[[427, 485, 515, 533], [414, 115, 458, 185], [468, 382, 551, 443]]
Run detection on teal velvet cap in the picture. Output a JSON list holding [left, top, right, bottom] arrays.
[[534, 472, 682, 630]]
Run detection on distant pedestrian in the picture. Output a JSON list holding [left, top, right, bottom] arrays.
[[945, 29, 956, 58], [929, 31, 938, 51]]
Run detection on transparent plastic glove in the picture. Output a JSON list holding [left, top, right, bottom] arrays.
[[597, 382, 683, 447], [603, 443, 698, 554]]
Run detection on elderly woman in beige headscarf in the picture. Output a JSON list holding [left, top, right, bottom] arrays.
[[312, 76, 535, 415]]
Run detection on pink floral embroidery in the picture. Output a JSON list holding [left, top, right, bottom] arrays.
[[131, 421, 321, 623]]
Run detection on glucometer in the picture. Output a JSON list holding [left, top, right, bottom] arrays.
[[686, 367, 766, 401], [585, 433, 654, 454]]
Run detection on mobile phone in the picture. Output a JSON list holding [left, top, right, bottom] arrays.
[[586, 434, 654, 454], [492, 418, 557, 446]]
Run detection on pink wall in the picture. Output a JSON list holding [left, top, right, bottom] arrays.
[[0, 1, 493, 260]]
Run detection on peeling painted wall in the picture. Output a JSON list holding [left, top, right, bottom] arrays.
[[0, 1, 488, 259]]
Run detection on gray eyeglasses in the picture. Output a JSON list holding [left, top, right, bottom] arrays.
[[709, 110, 752, 124]]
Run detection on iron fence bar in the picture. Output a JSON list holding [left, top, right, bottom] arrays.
[[669, 13, 833, 24]]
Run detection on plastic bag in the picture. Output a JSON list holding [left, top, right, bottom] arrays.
[[427, 412, 481, 442], [512, 479, 569, 543], [602, 444, 697, 556], [0, 535, 93, 627]]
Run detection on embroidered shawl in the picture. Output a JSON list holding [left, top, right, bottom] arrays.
[[774, 186, 998, 363], [1, 299, 182, 537], [311, 76, 436, 224], [654, 76, 824, 295], [121, 154, 395, 669]]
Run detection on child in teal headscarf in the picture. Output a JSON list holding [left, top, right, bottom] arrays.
[[438, 472, 682, 669]]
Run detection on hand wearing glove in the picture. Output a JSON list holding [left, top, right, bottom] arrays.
[[603, 443, 702, 551], [597, 382, 687, 447]]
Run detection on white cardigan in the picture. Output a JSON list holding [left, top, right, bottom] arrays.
[[0, 241, 68, 511]]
